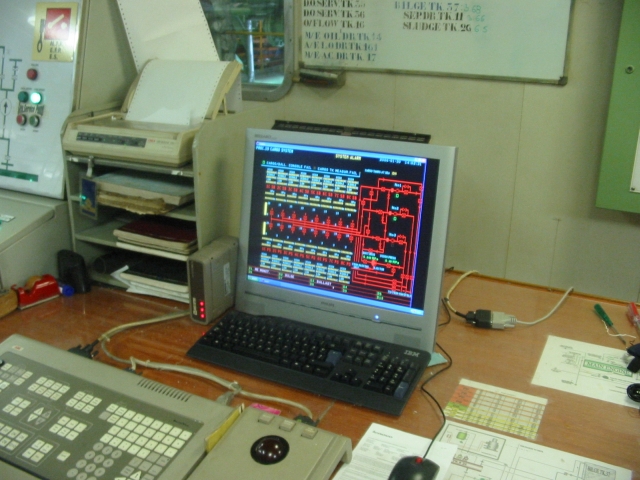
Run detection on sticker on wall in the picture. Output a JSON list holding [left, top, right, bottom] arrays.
[[79, 176, 98, 219], [32, 3, 79, 62]]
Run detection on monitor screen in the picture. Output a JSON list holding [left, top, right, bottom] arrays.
[[236, 128, 456, 353]]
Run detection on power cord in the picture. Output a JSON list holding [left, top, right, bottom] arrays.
[[443, 270, 573, 330]]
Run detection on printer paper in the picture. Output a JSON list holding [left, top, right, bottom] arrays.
[[116, 0, 218, 71], [126, 60, 231, 126]]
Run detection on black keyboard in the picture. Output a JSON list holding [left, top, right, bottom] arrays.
[[187, 311, 431, 416]]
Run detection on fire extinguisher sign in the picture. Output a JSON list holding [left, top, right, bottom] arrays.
[[32, 3, 78, 62]]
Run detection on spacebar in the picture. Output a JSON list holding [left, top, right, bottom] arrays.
[[231, 346, 281, 365]]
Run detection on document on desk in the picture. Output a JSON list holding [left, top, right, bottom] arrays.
[[333, 423, 457, 480], [437, 421, 632, 480], [532, 335, 639, 408], [111, 266, 189, 304], [444, 379, 547, 440]]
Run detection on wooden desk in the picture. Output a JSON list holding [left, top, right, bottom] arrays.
[[1, 272, 638, 476]]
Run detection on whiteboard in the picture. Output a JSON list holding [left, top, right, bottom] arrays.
[[300, 0, 573, 84]]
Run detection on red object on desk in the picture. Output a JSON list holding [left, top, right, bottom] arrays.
[[11, 275, 60, 309]]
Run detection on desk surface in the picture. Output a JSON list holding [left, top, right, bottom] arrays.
[[1, 272, 638, 476]]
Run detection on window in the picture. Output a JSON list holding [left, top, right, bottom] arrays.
[[200, 0, 293, 101]]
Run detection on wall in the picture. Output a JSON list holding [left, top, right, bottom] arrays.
[[222, 0, 638, 302]]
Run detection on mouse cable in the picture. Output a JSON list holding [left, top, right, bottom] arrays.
[[438, 298, 452, 327], [419, 342, 451, 458], [97, 313, 315, 421], [443, 269, 573, 329]]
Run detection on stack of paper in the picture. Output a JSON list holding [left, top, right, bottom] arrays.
[[96, 170, 194, 215], [120, 256, 188, 294]]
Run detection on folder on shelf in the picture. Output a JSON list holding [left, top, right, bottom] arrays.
[[119, 256, 188, 293], [114, 216, 198, 256]]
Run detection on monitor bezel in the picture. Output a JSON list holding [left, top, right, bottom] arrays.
[[235, 128, 456, 353]]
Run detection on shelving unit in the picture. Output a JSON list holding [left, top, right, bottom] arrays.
[[64, 152, 205, 287], [58, 0, 241, 289]]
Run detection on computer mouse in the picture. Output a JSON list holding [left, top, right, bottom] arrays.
[[388, 456, 440, 480], [250, 435, 290, 465]]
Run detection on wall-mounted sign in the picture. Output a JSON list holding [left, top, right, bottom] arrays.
[[32, 2, 78, 62]]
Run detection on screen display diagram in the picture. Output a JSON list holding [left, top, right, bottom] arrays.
[[246, 140, 440, 316]]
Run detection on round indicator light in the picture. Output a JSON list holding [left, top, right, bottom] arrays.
[[16, 114, 27, 126], [18, 91, 29, 103], [29, 115, 40, 127], [26, 68, 38, 80], [29, 92, 43, 104]]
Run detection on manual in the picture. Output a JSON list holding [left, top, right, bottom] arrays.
[[114, 216, 198, 256], [96, 170, 194, 206]]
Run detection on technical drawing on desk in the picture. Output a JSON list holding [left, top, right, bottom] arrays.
[[437, 421, 632, 480], [532, 336, 640, 408]]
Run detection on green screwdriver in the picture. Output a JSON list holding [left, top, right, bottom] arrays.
[[594, 303, 626, 346]]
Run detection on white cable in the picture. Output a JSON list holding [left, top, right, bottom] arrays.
[[515, 286, 574, 325], [98, 310, 189, 342], [98, 314, 316, 420], [132, 358, 314, 419], [444, 269, 479, 315], [444, 270, 574, 328]]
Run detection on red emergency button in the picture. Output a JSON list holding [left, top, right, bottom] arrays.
[[16, 114, 28, 126], [26, 68, 38, 80]]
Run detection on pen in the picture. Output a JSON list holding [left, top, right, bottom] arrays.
[[594, 304, 626, 346]]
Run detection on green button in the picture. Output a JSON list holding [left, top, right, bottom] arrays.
[[29, 91, 43, 104], [18, 91, 29, 103]]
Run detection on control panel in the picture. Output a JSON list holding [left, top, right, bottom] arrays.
[[0, 334, 234, 480], [0, 1, 81, 199]]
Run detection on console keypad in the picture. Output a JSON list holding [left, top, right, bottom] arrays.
[[0, 353, 202, 480]]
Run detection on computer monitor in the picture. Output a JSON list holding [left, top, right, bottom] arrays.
[[235, 128, 456, 353]]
